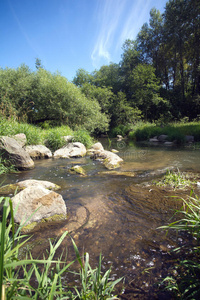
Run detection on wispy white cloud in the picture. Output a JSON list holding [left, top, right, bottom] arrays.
[[91, 0, 125, 68], [91, 0, 153, 68], [118, 0, 151, 48]]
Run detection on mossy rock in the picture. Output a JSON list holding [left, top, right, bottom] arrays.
[[69, 165, 87, 176], [103, 159, 121, 170], [21, 213, 67, 233], [0, 184, 24, 195]]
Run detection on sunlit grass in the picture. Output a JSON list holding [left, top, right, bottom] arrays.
[[159, 192, 200, 299], [128, 121, 200, 144]]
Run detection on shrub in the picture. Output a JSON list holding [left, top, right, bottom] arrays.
[[72, 129, 94, 148]]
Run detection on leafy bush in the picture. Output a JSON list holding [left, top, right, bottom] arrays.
[[72, 129, 94, 148], [110, 124, 130, 138], [0, 157, 17, 175]]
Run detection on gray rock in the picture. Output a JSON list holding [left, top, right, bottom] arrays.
[[12, 186, 67, 226], [0, 179, 60, 195], [16, 179, 60, 191], [91, 149, 123, 170], [185, 135, 194, 143], [13, 133, 27, 147], [25, 145, 52, 159], [87, 142, 104, 155], [149, 138, 159, 142], [164, 141, 174, 146], [158, 135, 168, 142], [54, 142, 86, 158], [117, 135, 123, 141], [0, 136, 34, 170]]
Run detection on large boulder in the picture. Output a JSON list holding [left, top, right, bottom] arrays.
[[12, 186, 67, 230], [0, 136, 34, 170], [0, 179, 60, 195], [87, 142, 104, 155], [13, 133, 27, 147], [91, 149, 123, 170], [25, 145, 52, 159], [185, 135, 194, 143], [54, 142, 86, 158]]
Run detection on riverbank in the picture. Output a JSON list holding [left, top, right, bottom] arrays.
[[128, 120, 200, 145]]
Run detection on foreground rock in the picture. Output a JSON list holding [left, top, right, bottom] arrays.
[[25, 145, 52, 159], [12, 186, 67, 231], [54, 142, 86, 158], [0, 136, 34, 170], [0, 179, 60, 195]]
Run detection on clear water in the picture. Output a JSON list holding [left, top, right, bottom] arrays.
[[1, 140, 200, 296]]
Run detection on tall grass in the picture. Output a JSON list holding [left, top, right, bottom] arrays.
[[159, 192, 200, 299], [72, 129, 94, 148], [44, 125, 73, 152], [129, 121, 200, 144], [0, 196, 122, 299]]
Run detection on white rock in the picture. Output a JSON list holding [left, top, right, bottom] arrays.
[[25, 145, 52, 159], [12, 186, 67, 225], [54, 142, 86, 158]]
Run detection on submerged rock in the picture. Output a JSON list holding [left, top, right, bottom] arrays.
[[0, 179, 60, 195], [12, 186, 67, 231], [0, 136, 34, 170], [25, 145, 52, 159], [99, 171, 135, 177], [54, 142, 86, 158], [69, 165, 87, 176]]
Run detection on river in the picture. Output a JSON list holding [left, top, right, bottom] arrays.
[[1, 139, 200, 298]]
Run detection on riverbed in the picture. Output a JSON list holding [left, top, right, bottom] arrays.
[[1, 139, 200, 298]]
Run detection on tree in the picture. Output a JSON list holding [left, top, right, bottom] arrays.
[[35, 58, 44, 70], [129, 64, 168, 120], [73, 68, 93, 87]]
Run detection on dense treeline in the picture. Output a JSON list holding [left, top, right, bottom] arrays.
[[0, 0, 199, 134], [73, 0, 200, 125]]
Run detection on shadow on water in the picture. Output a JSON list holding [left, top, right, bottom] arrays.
[[1, 139, 200, 298]]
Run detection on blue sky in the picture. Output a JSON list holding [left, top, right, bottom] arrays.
[[1, 0, 168, 81]]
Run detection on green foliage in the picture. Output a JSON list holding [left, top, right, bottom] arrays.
[[72, 129, 94, 148], [0, 66, 109, 134], [0, 117, 42, 145], [0, 197, 122, 299], [155, 169, 196, 189], [0, 157, 16, 175], [72, 239, 123, 300], [110, 124, 130, 138], [159, 192, 200, 299], [44, 126, 73, 152], [128, 121, 200, 144]]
